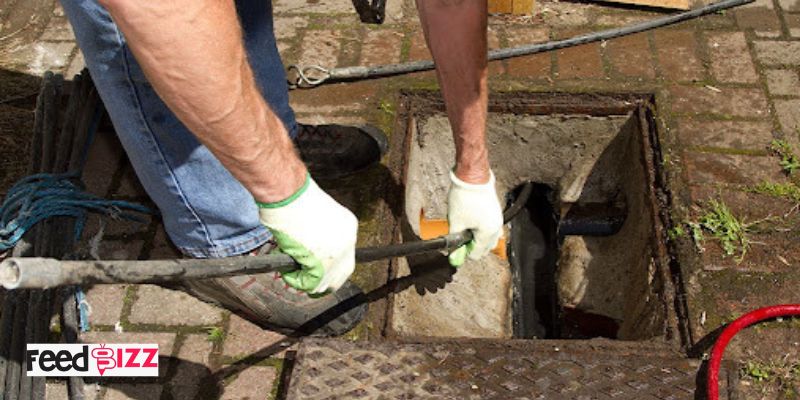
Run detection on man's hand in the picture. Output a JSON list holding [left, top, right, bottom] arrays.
[[447, 170, 503, 267], [258, 174, 357, 294]]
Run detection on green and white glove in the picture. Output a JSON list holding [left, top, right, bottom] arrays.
[[257, 174, 357, 295], [447, 170, 504, 267]]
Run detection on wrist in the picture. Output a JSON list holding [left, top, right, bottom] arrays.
[[251, 155, 308, 204], [454, 158, 491, 184]]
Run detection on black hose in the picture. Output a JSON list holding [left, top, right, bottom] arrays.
[[290, 0, 753, 87]]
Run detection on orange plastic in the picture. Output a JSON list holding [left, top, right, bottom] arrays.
[[419, 210, 507, 260]]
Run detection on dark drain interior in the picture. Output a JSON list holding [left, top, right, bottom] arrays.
[[508, 185, 628, 339]]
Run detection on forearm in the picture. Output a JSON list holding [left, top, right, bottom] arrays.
[[99, 0, 305, 202], [416, 0, 490, 184]]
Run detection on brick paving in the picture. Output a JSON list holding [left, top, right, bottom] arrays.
[[2, 0, 800, 398]]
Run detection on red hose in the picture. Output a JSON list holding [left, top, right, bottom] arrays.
[[707, 304, 800, 400]]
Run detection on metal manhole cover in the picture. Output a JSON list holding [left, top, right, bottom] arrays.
[[286, 338, 735, 399]]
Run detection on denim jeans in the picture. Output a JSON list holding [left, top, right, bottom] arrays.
[[61, 0, 295, 257]]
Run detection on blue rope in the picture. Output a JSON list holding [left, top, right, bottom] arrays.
[[0, 172, 153, 252]]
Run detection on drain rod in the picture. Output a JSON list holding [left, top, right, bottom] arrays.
[[288, 0, 754, 88], [0, 183, 538, 289]]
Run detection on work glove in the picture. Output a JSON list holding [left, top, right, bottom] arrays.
[[257, 174, 357, 295], [447, 170, 504, 267]]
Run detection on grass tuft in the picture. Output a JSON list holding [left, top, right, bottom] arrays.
[[770, 140, 800, 176], [690, 200, 752, 262], [750, 181, 800, 203], [206, 326, 225, 344]]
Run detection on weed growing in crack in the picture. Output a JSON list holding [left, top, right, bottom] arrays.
[[206, 326, 225, 343], [769, 140, 800, 176], [741, 360, 800, 395], [745, 361, 772, 382], [690, 200, 756, 262], [750, 181, 800, 203]]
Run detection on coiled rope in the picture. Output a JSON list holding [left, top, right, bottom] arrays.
[[0, 172, 153, 253]]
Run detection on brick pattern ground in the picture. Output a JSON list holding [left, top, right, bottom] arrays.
[[2, 0, 800, 398]]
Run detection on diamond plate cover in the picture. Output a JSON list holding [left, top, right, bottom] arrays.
[[286, 338, 735, 399]]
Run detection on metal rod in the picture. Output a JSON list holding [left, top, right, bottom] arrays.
[[0, 231, 471, 289]]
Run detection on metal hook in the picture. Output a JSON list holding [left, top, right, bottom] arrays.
[[286, 64, 331, 89]]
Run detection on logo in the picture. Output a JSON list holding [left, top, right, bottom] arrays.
[[26, 344, 158, 377]]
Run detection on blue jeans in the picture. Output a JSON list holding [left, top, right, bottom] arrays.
[[61, 0, 295, 257]]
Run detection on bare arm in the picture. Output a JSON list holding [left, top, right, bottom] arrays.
[[98, 0, 306, 203], [416, 0, 490, 184]]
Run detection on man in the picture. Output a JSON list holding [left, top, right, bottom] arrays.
[[60, 0, 503, 336]]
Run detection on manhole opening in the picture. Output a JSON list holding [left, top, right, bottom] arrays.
[[388, 91, 680, 344], [508, 182, 629, 340]]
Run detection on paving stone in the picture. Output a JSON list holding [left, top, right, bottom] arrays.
[[706, 32, 758, 83], [113, 162, 148, 199], [65, 49, 85, 78], [486, 26, 504, 76], [506, 27, 551, 78], [595, 13, 655, 27], [677, 119, 774, 150], [765, 69, 800, 96], [700, 231, 800, 273], [753, 41, 800, 66], [5, 41, 75, 74], [785, 14, 800, 38], [689, 270, 800, 339], [81, 331, 177, 354], [273, 16, 307, 41], [81, 331, 176, 379], [45, 381, 68, 400], [273, 0, 354, 14], [222, 366, 277, 400], [689, 185, 798, 226], [297, 29, 341, 75], [653, 30, 704, 82], [734, 6, 782, 33], [606, 32, 655, 79], [668, 85, 769, 118], [360, 29, 403, 66], [129, 284, 224, 326], [53, 2, 65, 16], [774, 99, 800, 137], [104, 384, 163, 400], [222, 314, 291, 359], [778, 0, 800, 11], [148, 225, 182, 259], [88, 237, 146, 261], [77, 213, 148, 260], [289, 81, 377, 114], [39, 17, 74, 41], [683, 152, 785, 186], [171, 334, 215, 400], [555, 31, 604, 79], [407, 30, 430, 62], [537, 3, 592, 28], [741, 0, 775, 10], [84, 284, 128, 326]]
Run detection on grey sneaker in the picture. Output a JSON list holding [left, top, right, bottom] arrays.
[[294, 123, 388, 180], [180, 244, 367, 337]]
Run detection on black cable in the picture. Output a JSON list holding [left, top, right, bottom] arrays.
[[289, 0, 753, 87]]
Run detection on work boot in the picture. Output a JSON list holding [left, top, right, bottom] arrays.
[[294, 123, 388, 180], [180, 243, 367, 337]]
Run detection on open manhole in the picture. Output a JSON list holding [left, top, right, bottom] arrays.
[[387, 91, 681, 343]]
